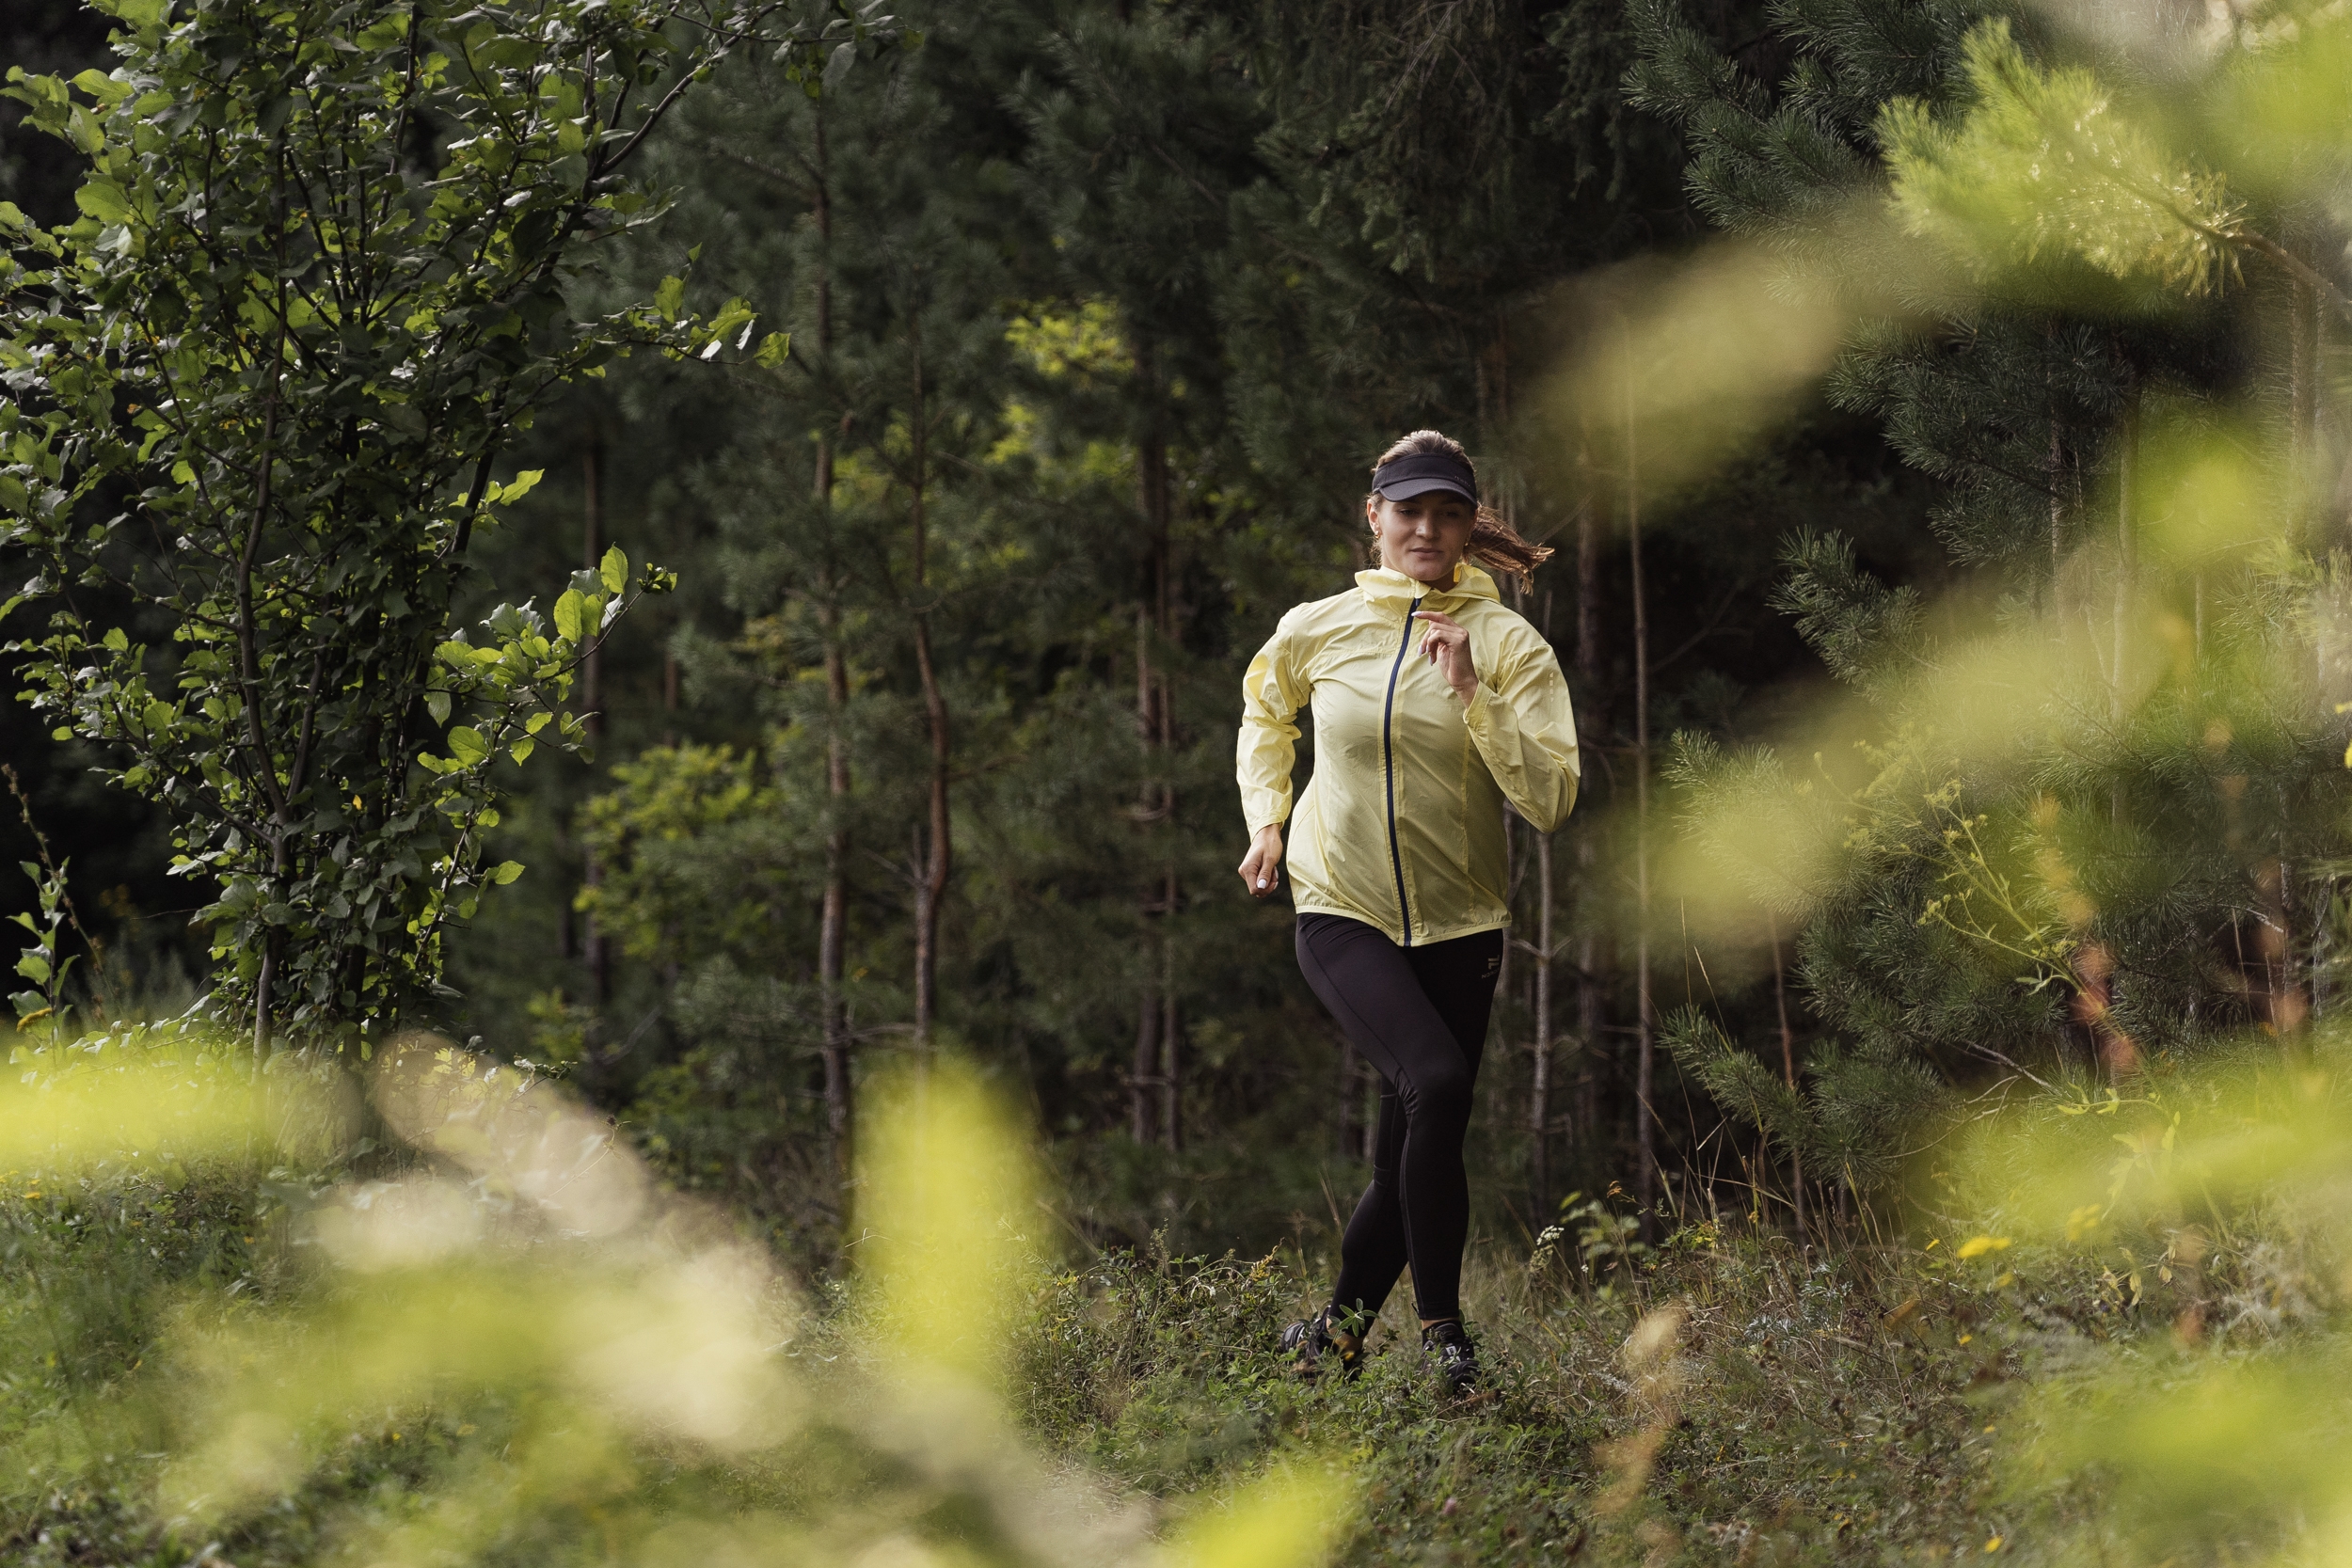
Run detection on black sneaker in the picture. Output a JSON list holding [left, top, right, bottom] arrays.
[[1422, 1319, 1486, 1402], [1280, 1307, 1365, 1381]]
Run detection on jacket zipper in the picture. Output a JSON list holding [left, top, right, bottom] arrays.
[[1380, 595, 1422, 945]]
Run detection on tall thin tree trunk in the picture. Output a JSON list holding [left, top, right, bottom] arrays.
[[248, 180, 290, 1064], [819, 612, 853, 1180], [2112, 395, 2137, 843], [1133, 328, 1181, 1149], [1497, 808, 1514, 1003], [1770, 915, 1806, 1240], [908, 303, 950, 1066], [1531, 828, 1554, 1205], [2047, 318, 2068, 621], [811, 103, 853, 1189], [581, 434, 610, 1006], [1160, 890, 1181, 1151], [1627, 350, 1658, 1242], [1573, 488, 1606, 1175], [1130, 607, 1160, 1144]]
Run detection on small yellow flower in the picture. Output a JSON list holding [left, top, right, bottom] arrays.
[[1956, 1235, 2011, 1259]]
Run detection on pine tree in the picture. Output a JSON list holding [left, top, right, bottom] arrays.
[[1636, 0, 2352, 1202], [1005, 0, 1265, 1150]]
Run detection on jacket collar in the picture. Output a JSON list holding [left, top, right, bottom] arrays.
[[1354, 562, 1501, 608]]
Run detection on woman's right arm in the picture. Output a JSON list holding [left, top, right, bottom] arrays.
[[1235, 614, 1308, 898]]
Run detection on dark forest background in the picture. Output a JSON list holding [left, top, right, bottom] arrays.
[[21, 0, 2303, 1275]]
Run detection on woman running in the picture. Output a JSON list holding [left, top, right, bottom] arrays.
[[1236, 429, 1579, 1400]]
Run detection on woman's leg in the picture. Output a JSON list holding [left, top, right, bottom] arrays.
[[1328, 1073, 1407, 1325], [1295, 914, 1503, 1328], [1399, 929, 1503, 1319]]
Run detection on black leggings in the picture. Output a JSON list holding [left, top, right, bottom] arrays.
[[1295, 912, 1502, 1326]]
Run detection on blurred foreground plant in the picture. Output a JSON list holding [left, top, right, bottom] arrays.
[[1941, 1031, 2352, 1564], [0, 1036, 1351, 1567], [1616, 0, 2352, 1209]]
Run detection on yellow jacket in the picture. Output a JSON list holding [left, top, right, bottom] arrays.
[[1237, 562, 1581, 946]]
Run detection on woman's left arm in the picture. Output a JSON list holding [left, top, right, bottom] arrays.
[[1458, 626, 1581, 832]]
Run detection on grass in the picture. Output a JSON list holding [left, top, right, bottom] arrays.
[[1014, 1229, 2010, 1565], [7, 1038, 2351, 1567]]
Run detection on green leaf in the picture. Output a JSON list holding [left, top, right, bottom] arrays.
[[509, 736, 534, 765], [14, 954, 51, 986], [446, 725, 490, 767], [426, 689, 451, 725], [101, 626, 128, 652], [354, 11, 410, 48], [142, 700, 172, 731], [71, 70, 134, 106], [489, 860, 525, 885], [655, 276, 685, 322], [755, 331, 792, 368], [74, 178, 132, 225], [554, 589, 587, 641], [706, 296, 755, 352], [599, 545, 628, 595], [65, 104, 103, 154]]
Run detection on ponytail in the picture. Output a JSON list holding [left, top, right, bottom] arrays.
[[1367, 429, 1552, 591]]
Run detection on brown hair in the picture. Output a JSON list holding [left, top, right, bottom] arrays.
[[1367, 429, 1553, 590]]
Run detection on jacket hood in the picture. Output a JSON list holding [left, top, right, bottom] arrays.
[[1353, 562, 1501, 607]]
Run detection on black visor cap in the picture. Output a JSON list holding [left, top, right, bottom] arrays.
[[1372, 451, 1478, 504]]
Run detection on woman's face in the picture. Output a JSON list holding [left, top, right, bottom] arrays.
[[1368, 491, 1476, 584]]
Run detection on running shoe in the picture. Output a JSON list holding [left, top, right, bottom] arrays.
[[1422, 1318, 1486, 1402], [1279, 1307, 1365, 1381]]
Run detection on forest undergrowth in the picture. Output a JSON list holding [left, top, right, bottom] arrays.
[[10, 1033, 2345, 1568], [1017, 1231, 2029, 1566]]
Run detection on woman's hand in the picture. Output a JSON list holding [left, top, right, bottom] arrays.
[[1413, 610, 1479, 705], [1238, 823, 1285, 898]]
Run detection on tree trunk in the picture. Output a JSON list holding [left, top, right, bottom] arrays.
[[1497, 807, 1514, 1003], [1530, 827, 1554, 1205], [2113, 397, 2134, 828], [1573, 489, 1606, 1172], [2047, 317, 2068, 617], [819, 608, 852, 1182], [1770, 915, 1806, 1241], [1160, 889, 1182, 1151], [812, 103, 853, 1190], [909, 303, 950, 1065], [1133, 327, 1181, 1149], [1130, 606, 1160, 1144], [1627, 347, 1658, 1243]]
